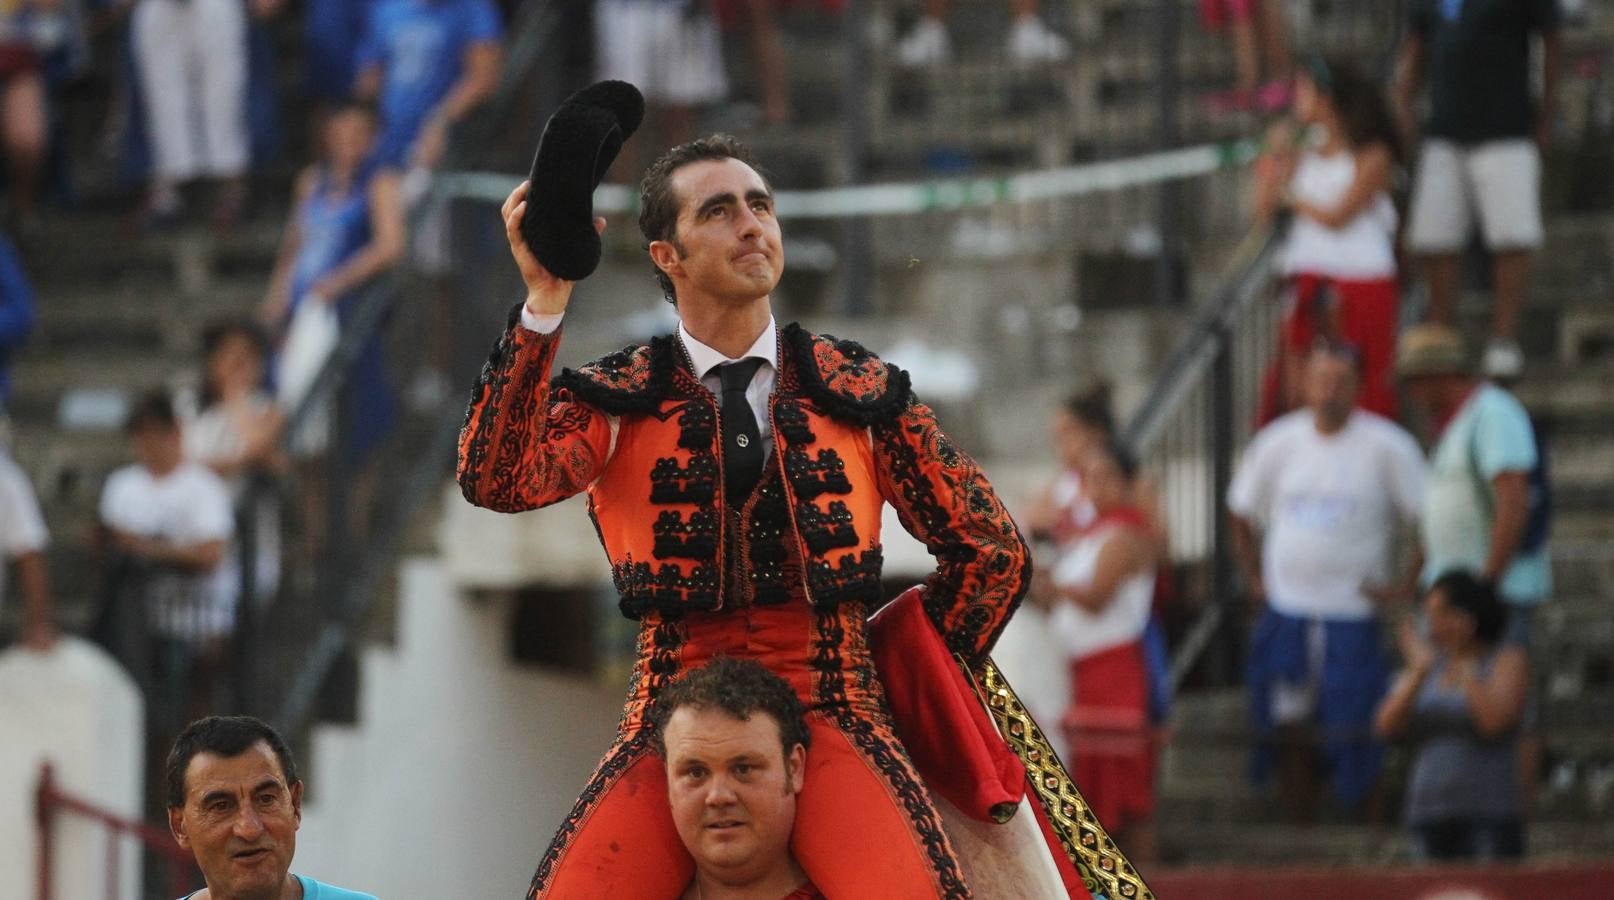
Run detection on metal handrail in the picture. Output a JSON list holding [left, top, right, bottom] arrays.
[[35, 762, 196, 900], [1121, 216, 1288, 691], [252, 0, 579, 737], [1122, 218, 1287, 453]]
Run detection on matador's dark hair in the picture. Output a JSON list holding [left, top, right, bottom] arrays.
[[647, 657, 811, 760]]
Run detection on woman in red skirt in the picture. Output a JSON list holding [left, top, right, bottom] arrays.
[[1048, 440, 1159, 866], [1254, 55, 1406, 426]]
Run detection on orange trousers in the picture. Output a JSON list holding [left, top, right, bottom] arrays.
[[526, 604, 970, 899]]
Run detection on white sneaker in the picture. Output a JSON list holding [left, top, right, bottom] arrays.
[[1006, 14, 1071, 64], [896, 16, 951, 67], [1483, 338, 1524, 379]]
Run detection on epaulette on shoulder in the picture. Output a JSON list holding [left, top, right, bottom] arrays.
[[782, 322, 913, 426], [551, 334, 681, 415]]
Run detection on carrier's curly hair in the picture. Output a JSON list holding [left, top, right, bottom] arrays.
[[637, 134, 773, 306], [647, 656, 811, 759]]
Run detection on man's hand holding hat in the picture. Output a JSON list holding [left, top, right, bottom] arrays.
[[507, 80, 644, 316]]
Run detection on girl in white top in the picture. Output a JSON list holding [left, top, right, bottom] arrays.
[[1048, 440, 1160, 864], [181, 323, 285, 605], [1254, 55, 1406, 424]]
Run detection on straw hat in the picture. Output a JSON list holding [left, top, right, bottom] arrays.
[[1395, 324, 1470, 380]]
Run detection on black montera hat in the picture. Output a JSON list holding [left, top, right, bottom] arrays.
[[519, 80, 645, 282]]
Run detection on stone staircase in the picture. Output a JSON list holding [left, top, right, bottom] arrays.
[[5, 210, 289, 631], [1156, 208, 1614, 867]]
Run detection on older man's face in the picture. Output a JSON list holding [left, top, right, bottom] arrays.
[[663, 706, 805, 885], [169, 741, 301, 900]]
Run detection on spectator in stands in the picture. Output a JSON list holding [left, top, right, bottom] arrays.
[[182, 322, 284, 606], [128, 0, 252, 230], [1200, 0, 1292, 113], [353, 0, 502, 173], [1395, 0, 1561, 379], [0, 440, 54, 650], [353, 0, 500, 401], [1397, 323, 1547, 811], [262, 100, 404, 472], [895, 0, 1070, 67], [1024, 382, 1114, 545], [595, 0, 727, 159], [99, 392, 235, 727], [648, 657, 819, 900], [167, 715, 377, 900], [1026, 382, 1121, 545], [1002, 382, 1172, 767], [1397, 324, 1548, 645], [0, 0, 61, 234], [1229, 342, 1426, 821], [1047, 439, 1159, 864], [1375, 570, 1529, 861], [995, 383, 1120, 765], [0, 231, 35, 412], [1254, 55, 1405, 425], [305, 0, 374, 107]]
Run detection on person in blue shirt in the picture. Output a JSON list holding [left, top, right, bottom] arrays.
[[306, 0, 376, 103], [167, 715, 377, 900], [352, 0, 503, 171], [262, 100, 405, 467], [0, 232, 36, 411]]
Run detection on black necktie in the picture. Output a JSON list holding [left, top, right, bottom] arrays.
[[717, 357, 765, 503]]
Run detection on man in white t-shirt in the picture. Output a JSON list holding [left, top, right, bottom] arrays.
[[1228, 342, 1426, 820], [99, 393, 236, 724], [0, 443, 53, 650]]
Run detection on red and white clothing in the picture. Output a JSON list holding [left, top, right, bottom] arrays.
[[1261, 144, 1402, 424], [1050, 509, 1157, 832], [1279, 148, 1398, 282]]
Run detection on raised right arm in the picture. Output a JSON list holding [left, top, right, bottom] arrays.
[[458, 181, 613, 512], [456, 316, 612, 512]]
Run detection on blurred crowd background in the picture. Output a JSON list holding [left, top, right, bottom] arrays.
[[0, 0, 1612, 896]]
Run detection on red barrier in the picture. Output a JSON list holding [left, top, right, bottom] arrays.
[[35, 762, 197, 900], [1148, 862, 1614, 899]]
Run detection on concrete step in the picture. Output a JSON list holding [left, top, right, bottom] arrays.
[[1160, 819, 1614, 867], [29, 215, 283, 297]]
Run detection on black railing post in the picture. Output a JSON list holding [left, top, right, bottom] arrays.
[[1208, 325, 1238, 683], [233, 475, 261, 716]]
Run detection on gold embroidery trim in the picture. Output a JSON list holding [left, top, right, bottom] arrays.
[[963, 655, 1155, 900]]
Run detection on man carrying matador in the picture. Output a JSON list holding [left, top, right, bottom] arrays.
[[458, 82, 1150, 900]]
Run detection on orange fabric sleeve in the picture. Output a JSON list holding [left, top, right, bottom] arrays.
[[872, 395, 1031, 666], [456, 320, 613, 513]]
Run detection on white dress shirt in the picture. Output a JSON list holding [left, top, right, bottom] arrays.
[[520, 307, 779, 460]]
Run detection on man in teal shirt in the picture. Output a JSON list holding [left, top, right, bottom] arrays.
[[168, 716, 377, 900], [1398, 324, 1550, 634]]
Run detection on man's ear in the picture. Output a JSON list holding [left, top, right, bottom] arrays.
[[168, 806, 190, 850], [648, 239, 682, 283], [785, 743, 806, 795], [290, 781, 304, 825]]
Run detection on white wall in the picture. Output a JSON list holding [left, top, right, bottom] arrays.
[[293, 557, 621, 897], [0, 638, 144, 900]]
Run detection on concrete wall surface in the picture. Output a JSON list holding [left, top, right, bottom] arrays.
[[294, 557, 621, 896], [0, 637, 143, 900]]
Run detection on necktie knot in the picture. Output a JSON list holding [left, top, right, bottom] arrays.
[[718, 357, 765, 395]]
